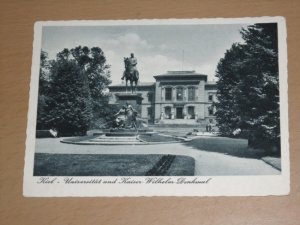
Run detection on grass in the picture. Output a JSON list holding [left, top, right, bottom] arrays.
[[34, 153, 160, 176], [166, 156, 195, 176], [34, 153, 195, 176], [185, 136, 270, 159]]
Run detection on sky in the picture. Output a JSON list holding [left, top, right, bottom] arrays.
[[41, 23, 247, 84]]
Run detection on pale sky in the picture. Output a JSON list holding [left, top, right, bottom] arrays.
[[41, 24, 247, 84]]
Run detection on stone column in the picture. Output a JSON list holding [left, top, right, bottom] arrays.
[[195, 87, 198, 100], [183, 107, 187, 119], [171, 107, 175, 119]]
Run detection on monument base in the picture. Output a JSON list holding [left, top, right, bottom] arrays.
[[93, 128, 154, 137], [115, 93, 143, 115]]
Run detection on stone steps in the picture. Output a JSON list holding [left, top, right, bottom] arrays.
[[93, 135, 138, 139], [77, 141, 146, 145], [90, 139, 139, 143], [89, 135, 141, 144]]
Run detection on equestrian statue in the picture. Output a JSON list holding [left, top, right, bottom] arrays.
[[121, 53, 139, 93]]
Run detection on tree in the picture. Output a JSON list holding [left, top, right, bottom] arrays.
[[215, 43, 246, 135], [36, 51, 51, 129], [36, 46, 113, 135], [45, 50, 93, 136], [215, 23, 280, 153], [70, 47, 111, 105], [69, 46, 113, 127], [240, 23, 280, 151]]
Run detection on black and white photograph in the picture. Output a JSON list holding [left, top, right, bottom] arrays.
[[23, 18, 289, 196]]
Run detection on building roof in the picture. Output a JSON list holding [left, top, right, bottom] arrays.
[[109, 71, 216, 89], [165, 70, 205, 75], [109, 82, 155, 88], [153, 70, 208, 80], [205, 81, 217, 85]]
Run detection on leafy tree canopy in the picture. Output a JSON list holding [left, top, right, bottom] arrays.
[[215, 23, 280, 152], [36, 46, 113, 136]]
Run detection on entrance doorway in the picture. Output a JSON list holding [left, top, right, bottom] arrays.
[[176, 107, 184, 119]]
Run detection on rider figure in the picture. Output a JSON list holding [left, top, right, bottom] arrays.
[[121, 53, 137, 80]]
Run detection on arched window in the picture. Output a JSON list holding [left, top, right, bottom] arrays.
[[188, 87, 195, 101], [176, 87, 183, 101]]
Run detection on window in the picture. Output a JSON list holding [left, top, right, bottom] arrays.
[[188, 87, 195, 101], [165, 88, 172, 101], [187, 106, 195, 119], [147, 93, 153, 102], [147, 107, 152, 117], [208, 107, 214, 116], [176, 87, 183, 101], [208, 94, 213, 102], [164, 106, 171, 119]]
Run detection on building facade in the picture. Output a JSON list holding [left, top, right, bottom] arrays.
[[108, 71, 217, 125]]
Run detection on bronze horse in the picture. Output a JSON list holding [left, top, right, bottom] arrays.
[[123, 57, 139, 93]]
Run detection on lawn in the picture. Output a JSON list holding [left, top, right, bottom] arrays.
[[34, 153, 195, 176], [185, 136, 270, 159], [166, 156, 195, 176]]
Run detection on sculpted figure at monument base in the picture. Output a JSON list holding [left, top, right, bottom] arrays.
[[113, 103, 138, 129]]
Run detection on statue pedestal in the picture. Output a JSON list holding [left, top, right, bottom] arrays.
[[115, 93, 143, 115]]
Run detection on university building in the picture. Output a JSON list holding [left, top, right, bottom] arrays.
[[108, 71, 217, 125]]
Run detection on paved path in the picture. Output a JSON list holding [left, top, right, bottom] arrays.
[[35, 138, 280, 176]]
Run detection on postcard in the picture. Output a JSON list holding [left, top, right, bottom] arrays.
[[24, 17, 289, 196]]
